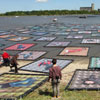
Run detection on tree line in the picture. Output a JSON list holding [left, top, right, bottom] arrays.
[[0, 10, 100, 16]]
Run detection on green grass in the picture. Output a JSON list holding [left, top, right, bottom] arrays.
[[22, 82, 100, 100]]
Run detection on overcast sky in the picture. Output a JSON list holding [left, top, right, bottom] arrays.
[[0, 0, 99, 13]]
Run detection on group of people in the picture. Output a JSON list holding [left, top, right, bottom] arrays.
[[1, 51, 62, 98], [1, 51, 19, 73]]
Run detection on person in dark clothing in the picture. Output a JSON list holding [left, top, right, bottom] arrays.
[[10, 54, 19, 73], [48, 59, 62, 98], [2, 51, 10, 66]]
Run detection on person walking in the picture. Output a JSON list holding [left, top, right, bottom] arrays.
[[2, 51, 10, 66], [48, 59, 62, 98], [10, 54, 19, 73]]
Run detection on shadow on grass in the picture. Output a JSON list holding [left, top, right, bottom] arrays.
[[39, 88, 52, 97]]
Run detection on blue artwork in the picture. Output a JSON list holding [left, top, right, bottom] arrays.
[[0, 78, 37, 88], [17, 45, 25, 49], [23, 53, 33, 59]]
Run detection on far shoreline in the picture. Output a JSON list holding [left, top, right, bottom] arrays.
[[0, 14, 100, 17]]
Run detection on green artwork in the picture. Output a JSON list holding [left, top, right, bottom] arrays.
[[89, 57, 100, 69]]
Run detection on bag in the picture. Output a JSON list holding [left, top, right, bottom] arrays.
[[56, 75, 59, 79]]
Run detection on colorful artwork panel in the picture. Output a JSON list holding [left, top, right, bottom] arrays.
[[92, 34, 100, 37], [32, 32, 48, 35], [59, 47, 89, 56], [0, 44, 6, 47], [71, 29, 79, 32], [0, 34, 16, 38], [98, 30, 100, 33], [66, 70, 100, 90], [46, 41, 70, 47], [66, 35, 83, 39], [0, 32, 10, 36], [0, 56, 3, 65], [66, 29, 71, 32], [0, 73, 48, 99], [55, 32, 69, 35], [8, 37, 31, 41], [36, 37, 56, 41], [5, 43, 35, 51], [20, 58, 72, 73], [89, 57, 100, 69], [21, 31, 32, 34], [81, 39, 100, 44], [17, 29, 29, 32], [18, 51, 46, 60], [78, 31, 91, 34]]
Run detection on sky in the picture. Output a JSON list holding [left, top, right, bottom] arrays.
[[0, 0, 100, 13]]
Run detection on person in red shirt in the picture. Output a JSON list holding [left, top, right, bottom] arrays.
[[2, 51, 10, 66], [48, 59, 62, 98]]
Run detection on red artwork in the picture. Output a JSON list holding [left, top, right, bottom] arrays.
[[5, 43, 35, 50]]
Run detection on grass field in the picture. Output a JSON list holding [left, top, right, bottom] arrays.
[[23, 82, 100, 100]]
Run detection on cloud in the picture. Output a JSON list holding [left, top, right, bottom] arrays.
[[36, 0, 48, 2]]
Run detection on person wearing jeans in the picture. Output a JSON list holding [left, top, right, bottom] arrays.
[[48, 59, 62, 98]]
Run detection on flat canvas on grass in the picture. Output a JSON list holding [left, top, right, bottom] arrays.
[[17, 29, 29, 32], [59, 47, 89, 56], [66, 35, 83, 39], [55, 32, 69, 35], [71, 29, 79, 32], [0, 73, 48, 100], [20, 58, 72, 73], [81, 39, 100, 44], [5, 43, 35, 51], [0, 44, 5, 47], [0, 56, 3, 65], [32, 32, 48, 35], [8, 37, 31, 41], [92, 34, 100, 37], [98, 30, 100, 32], [20, 31, 32, 34], [78, 31, 91, 34], [18, 51, 46, 60], [0, 32, 10, 36], [0, 34, 16, 38], [89, 57, 100, 69], [36, 37, 56, 41], [66, 70, 100, 90], [46, 41, 70, 47]]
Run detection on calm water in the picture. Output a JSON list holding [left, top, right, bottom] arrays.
[[0, 15, 100, 30]]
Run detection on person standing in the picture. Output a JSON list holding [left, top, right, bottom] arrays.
[[10, 54, 19, 73], [2, 51, 10, 66], [48, 59, 62, 98]]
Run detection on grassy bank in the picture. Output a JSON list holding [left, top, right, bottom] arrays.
[[23, 82, 100, 100], [0, 10, 100, 16]]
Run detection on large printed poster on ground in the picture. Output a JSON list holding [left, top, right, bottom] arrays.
[[46, 41, 70, 47], [81, 39, 100, 44], [5, 43, 35, 50], [8, 37, 31, 41], [20, 58, 72, 73], [89, 57, 100, 69], [59, 47, 89, 56], [18, 51, 46, 60], [0, 73, 48, 100], [66, 70, 100, 90]]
